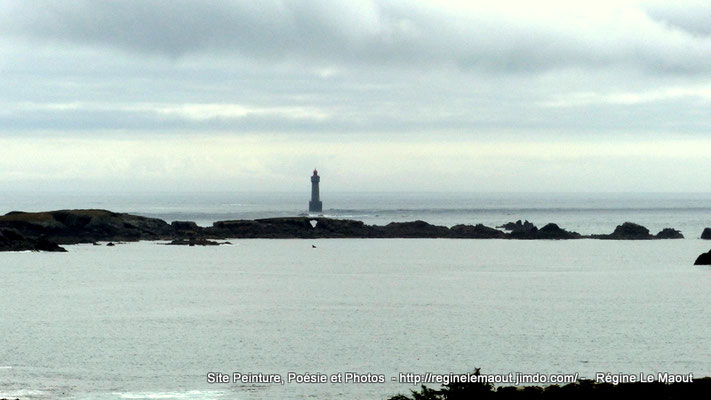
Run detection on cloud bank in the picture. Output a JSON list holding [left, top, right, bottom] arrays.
[[3, 0, 711, 73], [1, 1, 711, 191]]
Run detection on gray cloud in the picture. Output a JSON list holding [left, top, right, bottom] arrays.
[[1, 1, 431, 61], [3, 0, 711, 74], [643, 1, 711, 37], [1, 1, 711, 137], [3, 1, 711, 192]]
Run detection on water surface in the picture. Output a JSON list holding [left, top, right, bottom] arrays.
[[2, 238, 711, 399]]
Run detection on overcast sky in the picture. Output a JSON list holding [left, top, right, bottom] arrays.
[[1, 0, 710, 192]]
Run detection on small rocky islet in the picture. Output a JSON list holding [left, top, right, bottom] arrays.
[[0, 210, 701, 254]]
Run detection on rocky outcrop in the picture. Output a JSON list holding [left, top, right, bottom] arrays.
[[593, 223, 684, 240], [536, 223, 581, 239], [498, 220, 536, 232], [171, 220, 201, 235], [505, 223, 581, 239], [0, 210, 690, 251], [694, 249, 711, 265], [205, 218, 584, 240], [0, 228, 66, 252], [0, 209, 173, 244], [451, 224, 507, 239], [595, 222, 655, 240], [206, 217, 377, 238], [507, 226, 539, 239], [702, 228, 711, 240], [166, 238, 228, 246], [656, 228, 684, 239], [381, 220, 451, 238]]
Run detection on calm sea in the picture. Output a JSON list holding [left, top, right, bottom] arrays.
[[2, 192, 711, 399]]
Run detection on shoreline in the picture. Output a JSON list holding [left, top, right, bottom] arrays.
[[0, 209, 701, 252]]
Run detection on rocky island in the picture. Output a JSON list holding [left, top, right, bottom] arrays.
[[0, 209, 172, 251], [0, 209, 693, 252], [694, 249, 711, 265]]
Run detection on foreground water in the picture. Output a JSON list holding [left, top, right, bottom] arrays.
[[2, 192, 711, 399], [2, 237, 711, 400]]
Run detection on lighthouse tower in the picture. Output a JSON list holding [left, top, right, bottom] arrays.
[[309, 169, 323, 213]]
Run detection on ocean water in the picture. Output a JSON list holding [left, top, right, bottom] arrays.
[[2, 192, 711, 400]]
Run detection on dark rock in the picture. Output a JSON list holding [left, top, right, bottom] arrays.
[[171, 220, 200, 232], [499, 222, 580, 239], [207, 217, 377, 238], [599, 222, 654, 240], [35, 236, 67, 252], [0, 228, 67, 252], [1, 228, 26, 243], [0, 209, 174, 244], [166, 238, 222, 246], [702, 228, 711, 239], [536, 223, 581, 239], [381, 220, 450, 238], [304, 218, 375, 237], [0, 209, 691, 244], [694, 249, 711, 265], [498, 219, 537, 232], [656, 228, 684, 239], [106, 242, 115, 246], [208, 219, 267, 237], [507, 226, 539, 239], [451, 224, 506, 238], [208, 218, 314, 238]]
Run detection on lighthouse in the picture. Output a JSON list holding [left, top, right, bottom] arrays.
[[309, 169, 323, 213]]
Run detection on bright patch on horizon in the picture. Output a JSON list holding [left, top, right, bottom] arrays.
[[4, 102, 330, 122], [539, 84, 711, 107]]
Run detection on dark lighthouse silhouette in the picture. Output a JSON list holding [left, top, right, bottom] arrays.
[[309, 169, 323, 213]]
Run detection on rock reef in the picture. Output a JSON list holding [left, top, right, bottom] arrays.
[[0, 209, 171, 252], [166, 238, 230, 246], [498, 219, 537, 232], [0, 209, 692, 252], [694, 249, 711, 265], [0, 228, 67, 252], [655, 228, 684, 239], [450, 224, 507, 239], [591, 222, 684, 240], [205, 218, 583, 240], [594, 222, 655, 239], [0, 209, 172, 244]]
